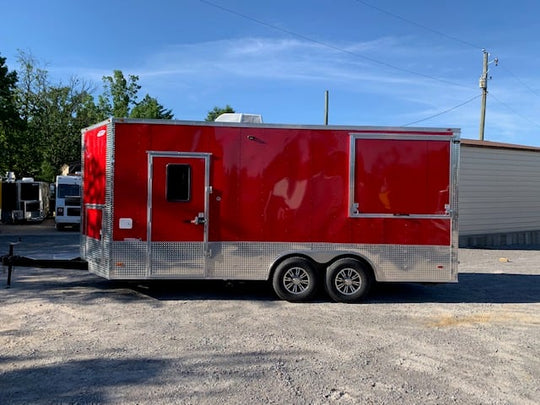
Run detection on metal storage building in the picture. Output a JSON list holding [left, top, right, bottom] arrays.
[[459, 139, 540, 247]]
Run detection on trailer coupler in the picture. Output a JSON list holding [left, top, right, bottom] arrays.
[[2, 242, 88, 288]]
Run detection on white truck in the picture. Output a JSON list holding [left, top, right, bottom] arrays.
[[55, 174, 82, 230]]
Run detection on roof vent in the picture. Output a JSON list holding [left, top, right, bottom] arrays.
[[215, 113, 263, 124]]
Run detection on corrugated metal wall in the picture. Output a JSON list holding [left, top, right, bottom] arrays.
[[459, 141, 540, 247]]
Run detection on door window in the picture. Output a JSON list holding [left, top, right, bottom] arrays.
[[166, 164, 191, 202]]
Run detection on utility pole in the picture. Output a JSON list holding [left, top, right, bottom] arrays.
[[478, 49, 498, 141], [324, 90, 329, 125]]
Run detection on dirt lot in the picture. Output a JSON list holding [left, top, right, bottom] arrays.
[[0, 222, 539, 404]]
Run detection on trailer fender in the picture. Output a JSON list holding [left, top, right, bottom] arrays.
[[325, 254, 376, 281], [267, 251, 376, 283], [267, 253, 323, 282]]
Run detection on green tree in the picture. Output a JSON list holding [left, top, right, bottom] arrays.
[[99, 70, 141, 118], [13, 52, 104, 181], [205, 104, 235, 121], [12, 51, 49, 178], [40, 79, 102, 178], [0, 53, 23, 175], [2, 54, 174, 181], [73, 86, 107, 127], [130, 94, 173, 119], [0, 54, 19, 126]]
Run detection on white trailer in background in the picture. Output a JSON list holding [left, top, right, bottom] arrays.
[[55, 174, 82, 230]]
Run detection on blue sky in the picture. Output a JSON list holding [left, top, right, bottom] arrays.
[[1, 0, 539, 145]]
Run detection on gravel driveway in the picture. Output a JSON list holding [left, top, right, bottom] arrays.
[[1, 223, 538, 404]]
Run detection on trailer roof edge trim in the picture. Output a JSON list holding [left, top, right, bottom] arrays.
[[81, 117, 459, 135]]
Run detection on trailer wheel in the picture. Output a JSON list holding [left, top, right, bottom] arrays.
[[272, 257, 318, 302], [326, 258, 372, 303]]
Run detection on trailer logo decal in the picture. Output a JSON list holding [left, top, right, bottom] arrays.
[[97, 129, 106, 137]]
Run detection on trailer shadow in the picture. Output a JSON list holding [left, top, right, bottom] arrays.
[[0, 266, 153, 304], [129, 279, 277, 302], [129, 273, 540, 304], [3, 235, 538, 304], [2, 266, 538, 305]]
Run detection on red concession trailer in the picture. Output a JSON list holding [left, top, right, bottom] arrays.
[[81, 118, 460, 302]]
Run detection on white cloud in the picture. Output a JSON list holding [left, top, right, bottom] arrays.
[[133, 37, 432, 84], [49, 35, 540, 145]]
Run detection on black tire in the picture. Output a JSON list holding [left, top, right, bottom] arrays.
[[55, 223, 65, 231], [272, 257, 318, 302], [325, 258, 372, 303]]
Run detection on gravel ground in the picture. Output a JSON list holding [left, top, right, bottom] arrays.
[[0, 221, 539, 404]]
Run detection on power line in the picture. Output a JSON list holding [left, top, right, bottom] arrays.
[[200, 1, 540, 132], [353, 0, 482, 50], [354, 1, 540, 104], [489, 92, 540, 128], [401, 94, 481, 126], [499, 65, 540, 98], [199, 0, 470, 89], [349, 1, 540, 132]]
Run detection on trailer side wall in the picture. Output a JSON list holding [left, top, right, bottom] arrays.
[[82, 119, 459, 283]]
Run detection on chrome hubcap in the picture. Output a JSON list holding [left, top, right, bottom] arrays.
[[283, 267, 310, 294], [334, 268, 362, 295]]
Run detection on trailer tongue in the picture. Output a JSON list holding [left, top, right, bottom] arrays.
[[1, 242, 87, 287]]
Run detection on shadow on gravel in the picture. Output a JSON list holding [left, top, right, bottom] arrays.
[[1, 269, 151, 304], [0, 357, 166, 404], [0, 350, 305, 404], [371, 273, 540, 304], [3, 270, 539, 304], [128, 273, 540, 304], [2, 235, 538, 304], [130, 280, 277, 302]]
